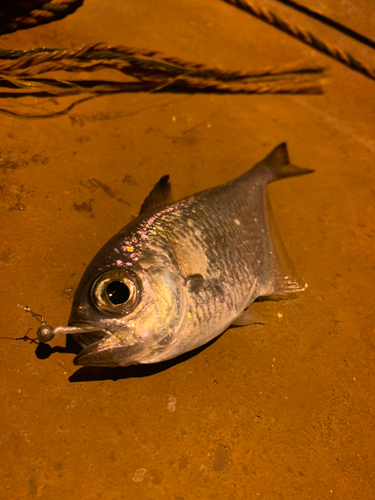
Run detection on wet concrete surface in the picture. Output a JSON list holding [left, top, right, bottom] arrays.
[[0, 1, 374, 499]]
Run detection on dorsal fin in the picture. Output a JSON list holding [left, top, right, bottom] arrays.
[[139, 175, 173, 215], [252, 143, 314, 183]]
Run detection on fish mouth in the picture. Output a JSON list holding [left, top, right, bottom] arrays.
[[67, 322, 146, 368], [64, 323, 108, 348], [73, 338, 144, 368]]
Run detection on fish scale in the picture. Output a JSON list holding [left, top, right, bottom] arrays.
[[162, 206, 259, 343]]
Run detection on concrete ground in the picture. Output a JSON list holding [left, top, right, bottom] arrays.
[[0, 1, 374, 499]]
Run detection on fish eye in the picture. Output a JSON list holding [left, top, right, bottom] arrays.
[[106, 281, 130, 305], [91, 270, 141, 315]]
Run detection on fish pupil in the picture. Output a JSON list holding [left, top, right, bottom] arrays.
[[106, 281, 130, 305]]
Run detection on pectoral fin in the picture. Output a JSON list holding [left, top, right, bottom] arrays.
[[185, 274, 204, 292]]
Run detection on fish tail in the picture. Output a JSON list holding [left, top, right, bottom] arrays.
[[253, 143, 314, 183]]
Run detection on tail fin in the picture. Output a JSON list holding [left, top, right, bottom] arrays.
[[253, 143, 314, 183]]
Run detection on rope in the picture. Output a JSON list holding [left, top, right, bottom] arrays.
[[0, 76, 324, 119], [0, 0, 83, 35], [221, 0, 375, 81], [273, 0, 375, 51], [0, 76, 323, 98], [0, 44, 326, 96], [0, 43, 326, 117], [0, 44, 325, 81], [1, 1, 372, 82]]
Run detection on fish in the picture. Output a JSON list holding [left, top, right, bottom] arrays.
[[63, 143, 312, 367]]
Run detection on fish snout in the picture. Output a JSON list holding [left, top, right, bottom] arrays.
[[68, 304, 94, 327]]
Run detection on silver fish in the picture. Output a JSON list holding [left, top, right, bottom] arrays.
[[63, 143, 312, 367]]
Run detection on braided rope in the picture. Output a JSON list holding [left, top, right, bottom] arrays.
[[0, 75, 323, 97], [0, 0, 83, 34], [222, 0, 375, 81], [0, 75, 324, 119], [0, 43, 325, 105], [1, 1, 372, 82], [168, 76, 323, 94], [0, 72, 324, 119], [274, 0, 375, 50], [0, 44, 325, 82]]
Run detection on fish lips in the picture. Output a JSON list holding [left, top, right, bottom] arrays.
[[73, 337, 144, 368]]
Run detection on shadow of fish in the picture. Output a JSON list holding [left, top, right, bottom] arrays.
[[55, 143, 313, 367]]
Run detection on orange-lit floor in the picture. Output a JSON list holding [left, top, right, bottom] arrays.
[[1, 1, 374, 499]]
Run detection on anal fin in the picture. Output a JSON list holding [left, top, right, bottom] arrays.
[[231, 308, 264, 327], [264, 192, 308, 297], [256, 292, 298, 302]]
